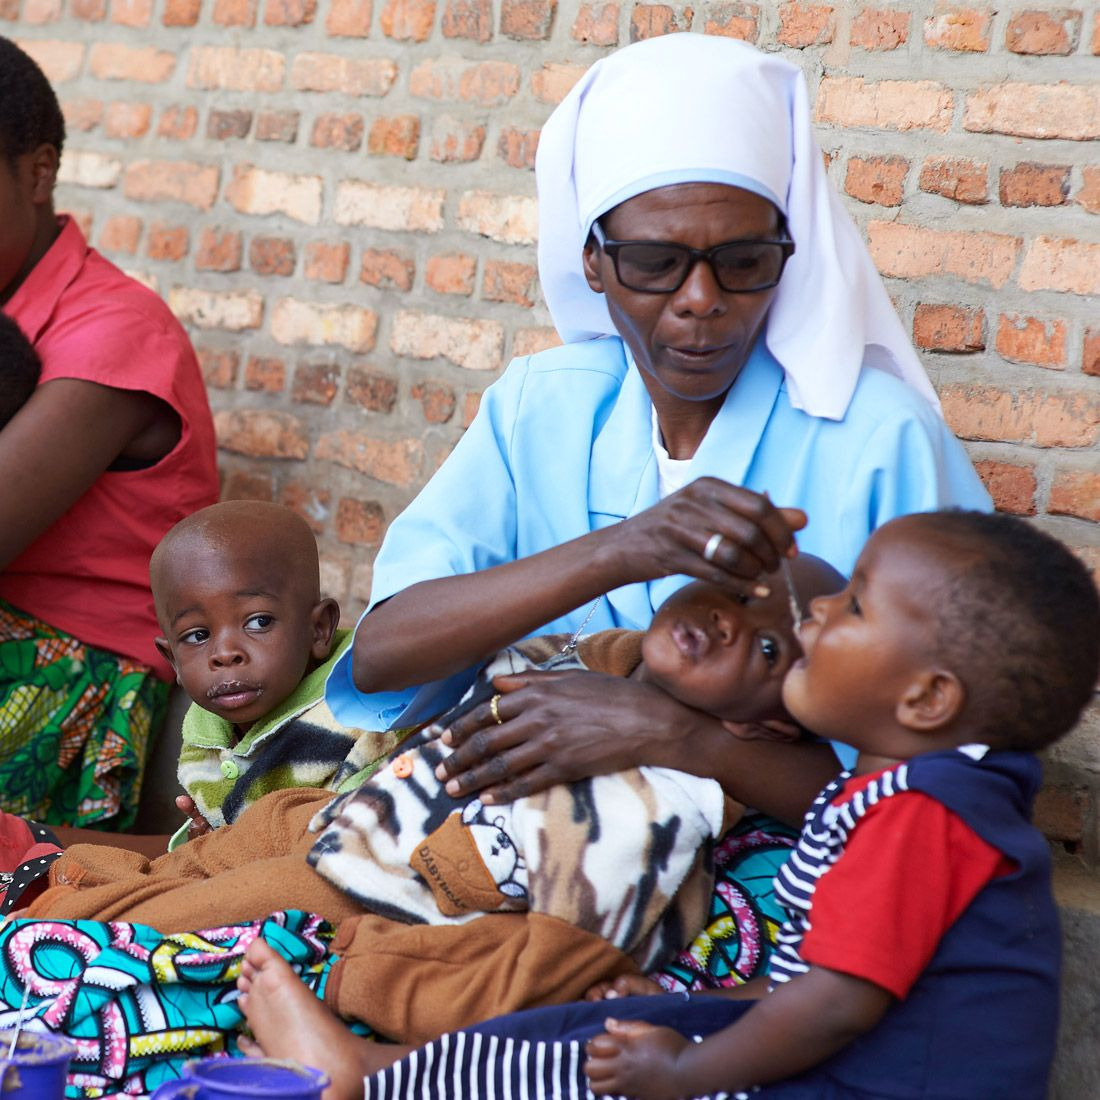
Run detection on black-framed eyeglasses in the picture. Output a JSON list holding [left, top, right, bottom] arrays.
[[591, 222, 795, 294]]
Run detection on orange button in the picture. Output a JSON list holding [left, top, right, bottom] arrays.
[[392, 753, 414, 779]]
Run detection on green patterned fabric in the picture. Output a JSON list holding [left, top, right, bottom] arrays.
[[0, 599, 168, 829]]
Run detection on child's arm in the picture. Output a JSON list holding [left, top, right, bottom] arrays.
[[584, 965, 892, 1100]]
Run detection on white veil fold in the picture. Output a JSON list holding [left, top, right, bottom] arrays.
[[535, 34, 939, 420]]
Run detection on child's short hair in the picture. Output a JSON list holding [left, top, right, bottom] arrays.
[[0, 313, 41, 429], [0, 37, 65, 166], [922, 510, 1099, 752]]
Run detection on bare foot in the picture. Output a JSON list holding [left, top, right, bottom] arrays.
[[237, 938, 412, 1100]]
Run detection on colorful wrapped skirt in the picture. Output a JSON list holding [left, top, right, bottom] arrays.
[[0, 599, 169, 829]]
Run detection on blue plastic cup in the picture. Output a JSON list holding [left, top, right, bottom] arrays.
[[151, 1056, 330, 1099], [0, 1030, 76, 1099]]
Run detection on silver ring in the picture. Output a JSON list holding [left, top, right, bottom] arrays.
[[702, 533, 725, 563]]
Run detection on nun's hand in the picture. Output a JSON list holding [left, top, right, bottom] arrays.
[[431, 668, 712, 804], [610, 478, 805, 591]]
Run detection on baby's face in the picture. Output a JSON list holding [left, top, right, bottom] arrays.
[[641, 576, 801, 723], [154, 538, 324, 732]]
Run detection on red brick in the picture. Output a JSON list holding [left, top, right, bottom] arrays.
[[1093, 9, 1100, 53], [1049, 469, 1100, 522], [98, 215, 142, 255], [964, 83, 1100, 141], [411, 381, 457, 423], [157, 105, 198, 140], [816, 77, 953, 132], [222, 470, 275, 501], [1019, 237, 1100, 295], [512, 326, 561, 356], [380, 0, 435, 38], [249, 237, 296, 277], [280, 482, 331, 533], [68, 210, 94, 239], [196, 346, 239, 388], [336, 498, 385, 545], [924, 7, 991, 51], [426, 254, 476, 295], [999, 163, 1069, 207], [501, 0, 555, 39], [111, 0, 151, 25], [918, 156, 988, 203], [441, 0, 492, 39], [146, 222, 188, 261], [89, 43, 175, 81], [973, 460, 1036, 515], [994, 314, 1066, 369], [62, 97, 103, 132], [213, 0, 255, 23], [429, 116, 484, 162], [316, 432, 423, 486], [245, 355, 286, 393], [15, 40, 85, 82], [207, 108, 252, 140], [23, 0, 61, 21], [256, 110, 299, 143], [629, 3, 690, 39], [360, 249, 414, 290], [940, 385, 1099, 448], [195, 227, 242, 272], [368, 115, 421, 159], [912, 303, 985, 352], [215, 410, 310, 458], [497, 127, 539, 170], [572, 1, 618, 43], [125, 160, 219, 209], [326, 0, 371, 34], [346, 368, 399, 412], [103, 101, 151, 138], [462, 391, 481, 427], [850, 6, 908, 49], [292, 362, 342, 405], [868, 222, 1018, 287], [778, 2, 833, 46], [1006, 9, 1080, 54], [163, 0, 201, 24], [701, 2, 756, 38], [304, 242, 350, 283], [845, 155, 908, 206], [311, 113, 364, 152], [1077, 166, 1100, 215], [71, 0, 106, 18], [530, 62, 588, 105], [265, 0, 315, 20], [410, 58, 520, 106], [1084, 328, 1100, 377], [291, 53, 396, 95], [482, 260, 537, 306]]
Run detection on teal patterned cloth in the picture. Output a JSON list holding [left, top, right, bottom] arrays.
[[0, 910, 367, 1099]]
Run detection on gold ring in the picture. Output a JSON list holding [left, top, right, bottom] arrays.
[[490, 694, 504, 725]]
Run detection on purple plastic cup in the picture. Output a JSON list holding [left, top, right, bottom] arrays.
[[151, 1056, 330, 1100], [0, 1030, 76, 1099]]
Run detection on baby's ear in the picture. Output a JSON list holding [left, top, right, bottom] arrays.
[[896, 669, 964, 732], [154, 637, 180, 684], [310, 597, 341, 659]]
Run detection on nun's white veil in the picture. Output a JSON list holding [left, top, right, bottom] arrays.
[[535, 34, 939, 420]]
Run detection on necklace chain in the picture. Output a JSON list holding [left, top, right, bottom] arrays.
[[560, 596, 602, 656]]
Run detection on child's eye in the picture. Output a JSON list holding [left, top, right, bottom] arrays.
[[180, 628, 209, 645], [246, 614, 275, 630], [758, 636, 779, 666]]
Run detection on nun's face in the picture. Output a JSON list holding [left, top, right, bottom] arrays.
[[582, 183, 783, 410]]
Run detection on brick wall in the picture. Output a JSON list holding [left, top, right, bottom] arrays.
[[7, 3, 1099, 853]]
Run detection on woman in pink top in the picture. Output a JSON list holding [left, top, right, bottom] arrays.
[[0, 38, 219, 829]]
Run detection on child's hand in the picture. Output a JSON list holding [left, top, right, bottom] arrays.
[[175, 795, 212, 841], [585, 974, 666, 1002], [585, 1018, 690, 1099]]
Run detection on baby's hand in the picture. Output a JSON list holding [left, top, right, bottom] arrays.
[[585, 1019, 690, 1099], [585, 974, 666, 1001], [175, 795, 212, 841]]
